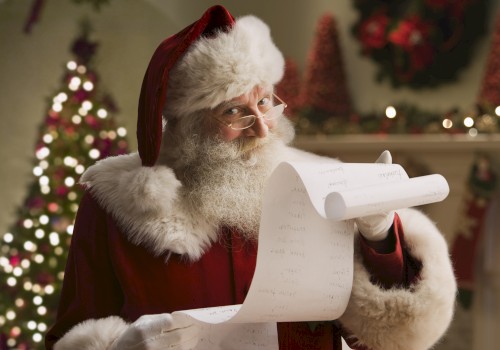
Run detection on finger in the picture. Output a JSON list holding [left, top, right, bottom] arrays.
[[375, 150, 392, 164]]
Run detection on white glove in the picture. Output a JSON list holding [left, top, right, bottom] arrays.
[[355, 150, 395, 241], [109, 313, 198, 350]]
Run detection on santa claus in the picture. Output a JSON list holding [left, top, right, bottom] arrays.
[[46, 5, 456, 350]]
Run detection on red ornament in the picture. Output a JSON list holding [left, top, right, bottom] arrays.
[[358, 11, 389, 51], [37, 271, 55, 286], [48, 202, 59, 213], [389, 16, 434, 72], [9, 255, 20, 267], [56, 185, 70, 197]]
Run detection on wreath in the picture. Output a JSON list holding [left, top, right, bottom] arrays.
[[352, 0, 489, 88]]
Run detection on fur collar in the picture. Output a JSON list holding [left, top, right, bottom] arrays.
[[80, 153, 216, 261], [80, 148, 321, 261]]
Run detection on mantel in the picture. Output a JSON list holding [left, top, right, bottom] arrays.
[[293, 134, 500, 154]]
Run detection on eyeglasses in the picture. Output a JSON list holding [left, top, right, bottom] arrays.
[[213, 94, 287, 130]]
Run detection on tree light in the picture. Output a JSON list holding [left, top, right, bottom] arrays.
[[64, 177, 75, 187], [72, 115, 82, 124], [39, 176, 49, 186], [82, 100, 93, 110], [21, 259, 30, 269], [385, 106, 397, 119], [49, 232, 60, 246], [23, 241, 36, 252], [6, 310, 16, 320], [468, 128, 478, 137], [54, 92, 68, 103], [44, 285, 55, 294], [69, 77, 81, 91], [75, 165, 85, 175], [89, 149, 101, 159], [43, 134, 54, 144], [78, 107, 88, 116], [117, 127, 127, 137], [11, 326, 21, 337], [83, 81, 94, 91], [39, 160, 49, 169], [442, 119, 453, 129], [495, 106, 500, 116], [463, 116, 474, 127], [33, 296, 43, 305], [39, 215, 49, 225], [35, 229, 45, 239], [68, 191, 78, 200], [3, 232, 13, 243], [33, 333, 43, 343], [67, 61, 77, 70], [64, 156, 78, 167], [33, 166, 43, 176], [36, 147, 50, 160], [97, 108, 108, 119], [37, 306, 47, 316], [23, 219, 34, 229]]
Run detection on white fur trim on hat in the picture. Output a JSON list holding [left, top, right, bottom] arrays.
[[339, 208, 457, 350], [166, 15, 285, 118], [53, 316, 128, 350]]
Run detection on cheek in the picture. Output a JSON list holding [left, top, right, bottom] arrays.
[[204, 118, 243, 141], [218, 127, 243, 141], [266, 118, 278, 130]]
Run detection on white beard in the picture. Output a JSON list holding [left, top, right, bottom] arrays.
[[161, 117, 295, 239]]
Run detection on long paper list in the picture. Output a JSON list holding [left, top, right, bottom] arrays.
[[172, 161, 449, 349]]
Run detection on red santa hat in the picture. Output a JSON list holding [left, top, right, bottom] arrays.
[[137, 5, 285, 166]]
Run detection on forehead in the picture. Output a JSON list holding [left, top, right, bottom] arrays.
[[216, 85, 272, 108]]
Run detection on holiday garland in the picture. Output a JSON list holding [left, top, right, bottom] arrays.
[[352, 0, 489, 88]]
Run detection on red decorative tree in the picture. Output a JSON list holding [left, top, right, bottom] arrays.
[[275, 58, 302, 118], [478, 12, 500, 107], [0, 24, 128, 349], [301, 13, 353, 122], [450, 154, 497, 309]]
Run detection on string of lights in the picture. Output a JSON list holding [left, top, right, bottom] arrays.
[[0, 39, 128, 349]]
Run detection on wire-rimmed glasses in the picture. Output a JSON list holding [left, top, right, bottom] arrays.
[[213, 94, 287, 130]]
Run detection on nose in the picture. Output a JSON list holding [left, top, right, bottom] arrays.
[[244, 113, 269, 138]]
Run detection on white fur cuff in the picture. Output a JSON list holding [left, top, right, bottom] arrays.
[[339, 208, 457, 350], [53, 316, 128, 350]]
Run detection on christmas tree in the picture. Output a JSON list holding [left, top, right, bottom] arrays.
[[0, 24, 128, 349], [301, 13, 353, 123], [275, 58, 302, 118], [478, 12, 500, 108]]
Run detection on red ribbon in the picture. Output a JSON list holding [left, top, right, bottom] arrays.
[[23, 0, 46, 34]]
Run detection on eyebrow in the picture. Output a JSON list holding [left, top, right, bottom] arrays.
[[215, 90, 273, 112]]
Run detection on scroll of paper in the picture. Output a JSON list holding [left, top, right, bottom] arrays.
[[171, 161, 449, 349], [325, 174, 449, 221]]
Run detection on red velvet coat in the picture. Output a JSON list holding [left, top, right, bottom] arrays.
[[46, 191, 419, 350]]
